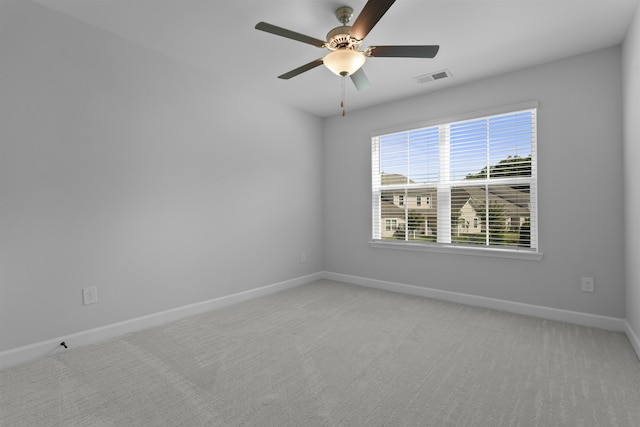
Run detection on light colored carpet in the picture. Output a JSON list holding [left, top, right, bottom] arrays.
[[1, 280, 639, 426]]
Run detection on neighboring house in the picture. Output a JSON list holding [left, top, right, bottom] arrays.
[[379, 174, 434, 238], [457, 185, 530, 235], [380, 195, 437, 238], [380, 174, 530, 240], [457, 200, 482, 234]]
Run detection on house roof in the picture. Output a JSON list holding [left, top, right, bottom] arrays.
[[381, 174, 414, 186], [462, 186, 530, 216]]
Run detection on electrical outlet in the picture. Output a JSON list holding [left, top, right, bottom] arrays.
[[300, 252, 306, 263], [82, 286, 98, 305], [581, 277, 594, 293]]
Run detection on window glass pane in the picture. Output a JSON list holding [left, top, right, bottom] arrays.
[[488, 112, 534, 178], [450, 119, 488, 181], [406, 188, 437, 242], [408, 127, 440, 184], [380, 133, 410, 185], [451, 185, 531, 248], [380, 190, 405, 240], [451, 111, 534, 181], [380, 189, 437, 242], [380, 127, 439, 185]]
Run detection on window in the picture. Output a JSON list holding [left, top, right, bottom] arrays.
[[371, 104, 538, 256]]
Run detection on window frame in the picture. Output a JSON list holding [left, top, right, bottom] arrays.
[[370, 101, 542, 261]]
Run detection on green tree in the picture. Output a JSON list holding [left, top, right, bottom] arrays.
[[518, 218, 531, 248], [393, 212, 426, 240], [465, 155, 531, 180], [473, 200, 507, 244], [407, 212, 425, 239]]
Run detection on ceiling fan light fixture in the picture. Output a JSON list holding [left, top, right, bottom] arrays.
[[323, 49, 366, 76]]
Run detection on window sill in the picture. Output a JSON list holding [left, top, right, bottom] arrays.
[[369, 240, 543, 261]]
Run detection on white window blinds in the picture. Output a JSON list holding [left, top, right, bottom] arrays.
[[372, 105, 538, 252]]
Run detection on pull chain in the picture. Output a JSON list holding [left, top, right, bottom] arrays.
[[341, 74, 346, 117]]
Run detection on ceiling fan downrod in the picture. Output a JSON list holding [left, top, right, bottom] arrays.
[[335, 6, 354, 25]]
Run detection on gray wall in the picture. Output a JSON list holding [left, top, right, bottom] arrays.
[[624, 6, 640, 342], [0, 0, 633, 355], [323, 46, 625, 318], [0, 0, 324, 352]]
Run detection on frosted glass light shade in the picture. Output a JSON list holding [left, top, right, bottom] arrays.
[[323, 49, 366, 76]]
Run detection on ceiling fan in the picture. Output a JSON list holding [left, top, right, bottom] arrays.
[[255, 0, 440, 93]]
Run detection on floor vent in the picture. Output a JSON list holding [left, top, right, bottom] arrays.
[[415, 69, 452, 84]]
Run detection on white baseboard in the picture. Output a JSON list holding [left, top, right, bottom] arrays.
[[0, 273, 322, 371], [625, 320, 640, 361], [322, 272, 627, 332], [4, 272, 635, 371]]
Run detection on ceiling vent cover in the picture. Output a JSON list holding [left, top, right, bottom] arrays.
[[415, 69, 451, 84]]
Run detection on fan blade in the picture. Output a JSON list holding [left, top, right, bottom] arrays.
[[368, 45, 440, 58], [349, 0, 396, 41], [255, 22, 326, 48], [350, 68, 371, 91], [278, 59, 324, 80]]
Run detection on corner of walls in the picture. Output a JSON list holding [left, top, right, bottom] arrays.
[[623, 1, 640, 361], [625, 320, 640, 361]]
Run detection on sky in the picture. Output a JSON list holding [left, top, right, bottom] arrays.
[[379, 110, 535, 183]]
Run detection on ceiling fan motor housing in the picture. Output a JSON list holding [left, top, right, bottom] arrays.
[[326, 26, 355, 50]]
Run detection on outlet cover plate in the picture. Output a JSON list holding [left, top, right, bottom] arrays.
[[581, 277, 594, 293], [83, 286, 98, 305]]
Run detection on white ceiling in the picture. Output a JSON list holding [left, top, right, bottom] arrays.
[[32, 0, 639, 117]]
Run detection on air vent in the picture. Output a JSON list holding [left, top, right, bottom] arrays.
[[415, 69, 452, 84]]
